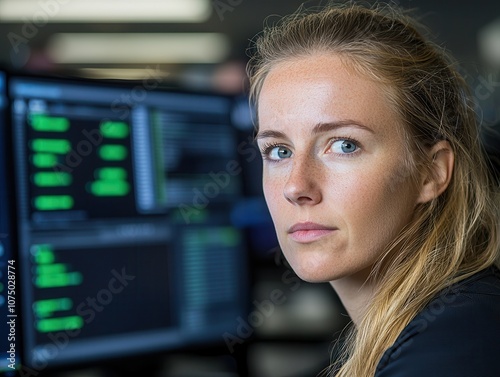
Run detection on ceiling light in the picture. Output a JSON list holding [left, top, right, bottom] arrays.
[[478, 18, 500, 68], [76, 68, 172, 80], [46, 33, 230, 64], [0, 0, 212, 23]]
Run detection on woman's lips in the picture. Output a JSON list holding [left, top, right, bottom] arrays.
[[287, 222, 337, 243]]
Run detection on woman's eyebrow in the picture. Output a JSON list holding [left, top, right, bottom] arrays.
[[312, 120, 375, 135], [255, 130, 287, 141], [255, 120, 374, 141]]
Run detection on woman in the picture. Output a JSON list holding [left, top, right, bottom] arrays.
[[247, 3, 500, 376]]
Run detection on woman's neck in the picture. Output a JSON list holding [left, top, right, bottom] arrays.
[[329, 267, 377, 326]]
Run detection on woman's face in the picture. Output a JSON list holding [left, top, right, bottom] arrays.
[[256, 54, 423, 283]]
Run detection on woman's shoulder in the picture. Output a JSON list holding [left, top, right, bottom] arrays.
[[375, 266, 500, 377], [449, 264, 500, 300]]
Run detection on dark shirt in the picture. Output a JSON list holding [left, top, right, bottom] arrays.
[[375, 266, 500, 377]]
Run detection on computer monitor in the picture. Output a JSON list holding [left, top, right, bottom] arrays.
[[0, 71, 20, 376], [8, 73, 249, 372]]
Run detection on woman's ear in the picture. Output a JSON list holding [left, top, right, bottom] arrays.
[[417, 140, 454, 204]]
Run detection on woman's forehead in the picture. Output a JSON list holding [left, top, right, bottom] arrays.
[[257, 54, 402, 135]]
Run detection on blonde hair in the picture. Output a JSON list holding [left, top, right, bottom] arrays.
[[247, 3, 500, 376]]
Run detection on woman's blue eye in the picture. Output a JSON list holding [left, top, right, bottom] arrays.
[[331, 139, 358, 154], [269, 146, 292, 160]]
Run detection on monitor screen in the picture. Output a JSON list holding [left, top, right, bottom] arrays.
[[1, 71, 20, 376], [8, 74, 248, 372]]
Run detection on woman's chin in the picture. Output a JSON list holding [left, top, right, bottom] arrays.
[[291, 264, 341, 283]]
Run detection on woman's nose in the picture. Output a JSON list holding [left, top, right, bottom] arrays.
[[283, 155, 322, 206]]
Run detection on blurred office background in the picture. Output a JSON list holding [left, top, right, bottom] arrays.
[[0, 1, 499, 377]]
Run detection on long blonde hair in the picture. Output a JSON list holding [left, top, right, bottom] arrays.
[[247, 3, 500, 376]]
